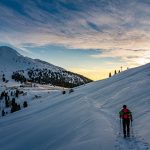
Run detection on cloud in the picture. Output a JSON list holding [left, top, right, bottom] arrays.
[[91, 48, 150, 67], [0, 0, 150, 66]]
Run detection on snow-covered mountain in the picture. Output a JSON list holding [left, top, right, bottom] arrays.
[[0, 46, 63, 71], [0, 46, 92, 87], [0, 62, 150, 150]]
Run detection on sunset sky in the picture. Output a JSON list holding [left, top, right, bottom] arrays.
[[0, 0, 150, 80]]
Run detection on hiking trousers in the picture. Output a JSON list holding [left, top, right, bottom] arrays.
[[122, 119, 130, 136]]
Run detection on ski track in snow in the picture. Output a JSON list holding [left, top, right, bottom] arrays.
[[83, 96, 150, 150]]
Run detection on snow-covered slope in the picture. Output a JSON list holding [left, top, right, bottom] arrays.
[[0, 46, 63, 72], [0, 60, 150, 149], [0, 46, 92, 87]]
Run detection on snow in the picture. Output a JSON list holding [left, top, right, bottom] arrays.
[[1, 49, 150, 149], [0, 46, 63, 73], [0, 46, 90, 85]]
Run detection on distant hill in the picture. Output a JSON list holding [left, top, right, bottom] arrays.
[[0, 46, 92, 87]]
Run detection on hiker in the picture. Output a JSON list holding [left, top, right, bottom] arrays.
[[119, 105, 133, 138]]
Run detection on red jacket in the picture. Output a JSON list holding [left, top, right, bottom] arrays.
[[119, 108, 132, 120]]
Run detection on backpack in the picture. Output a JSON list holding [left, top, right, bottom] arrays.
[[120, 108, 131, 119]]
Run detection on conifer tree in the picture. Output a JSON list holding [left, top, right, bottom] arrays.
[[23, 101, 28, 108], [109, 72, 111, 78]]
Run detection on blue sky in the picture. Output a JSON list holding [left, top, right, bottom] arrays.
[[0, 0, 150, 80]]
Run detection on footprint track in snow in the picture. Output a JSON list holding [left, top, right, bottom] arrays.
[[86, 99, 150, 150], [96, 107, 149, 150], [115, 134, 149, 150]]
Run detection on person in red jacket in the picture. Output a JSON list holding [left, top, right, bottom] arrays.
[[119, 105, 133, 138]]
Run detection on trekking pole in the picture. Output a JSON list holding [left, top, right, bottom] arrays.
[[130, 120, 134, 138], [119, 118, 122, 136]]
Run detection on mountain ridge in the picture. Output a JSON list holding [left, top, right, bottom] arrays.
[[0, 46, 92, 87], [0, 46, 64, 72]]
